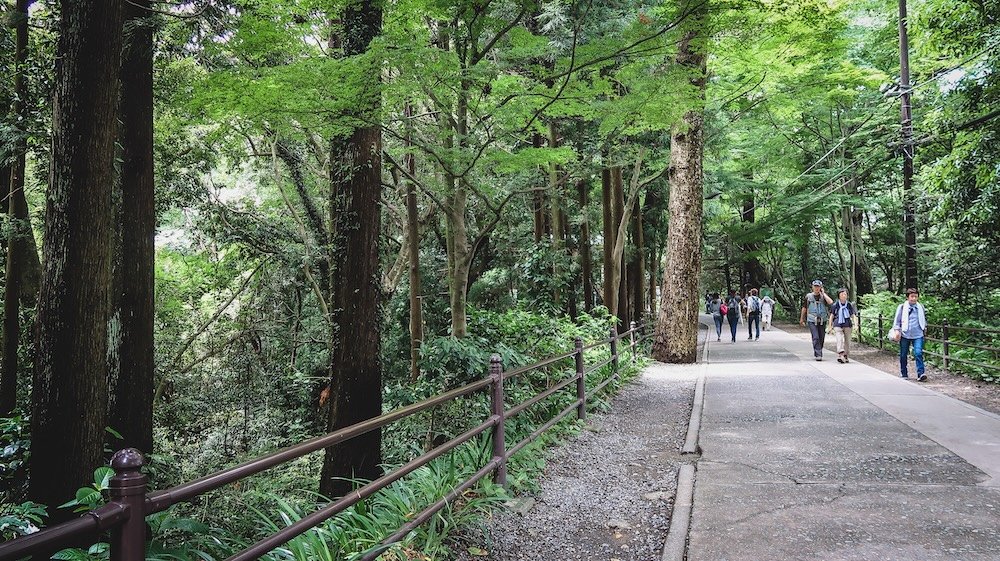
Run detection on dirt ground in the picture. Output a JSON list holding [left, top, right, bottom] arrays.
[[774, 321, 1000, 417]]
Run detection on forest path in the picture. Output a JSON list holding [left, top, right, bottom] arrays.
[[686, 323, 1000, 561], [453, 332, 705, 560]]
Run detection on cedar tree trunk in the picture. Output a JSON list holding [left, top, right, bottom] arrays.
[[320, 0, 383, 498], [30, 0, 124, 513], [652, 3, 707, 363], [108, 0, 155, 454]]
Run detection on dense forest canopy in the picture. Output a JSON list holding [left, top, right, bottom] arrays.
[[0, 0, 998, 555]]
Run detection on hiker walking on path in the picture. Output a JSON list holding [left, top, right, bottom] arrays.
[[892, 288, 928, 381], [761, 294, 775, 330], [746, 289, 762, 341], [828, 288, 856, 363], [709, 293, 724, 341], [726, 291, 743, 343], [799, 280, 833, 360]]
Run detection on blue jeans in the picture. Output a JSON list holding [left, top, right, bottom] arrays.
[[713, 315, 723, 338], [899, 337, 925, 377], [747, 312, 760, 339], [727, 315, 739, 341]]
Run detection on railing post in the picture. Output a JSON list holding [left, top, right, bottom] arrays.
[[942, 318, 950, 370], [574, 337, 586, 421], [878, 312, 884, 350], [109, 448, 147, 561], [489, 354, 507, 486], [610, 327, 619, 376], [629, 321, 637, 363], [856, 309, 862, 342]]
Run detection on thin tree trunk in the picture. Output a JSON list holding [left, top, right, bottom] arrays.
[[404, 104, 423, 381], [532, 133, 545, 243], [1, 0, 41, 416], [548, 122, 562, 308], [577, 180, 593, 313], [630, 205, 645, 322], [108, 0, 155, 454], [320, 1, 383, 498], [601, 168, 614, 310], [446, 77, 472, 338], [652, 2, 707, 363], [30, 0, 124, 514], [612, 166, 629, 329]]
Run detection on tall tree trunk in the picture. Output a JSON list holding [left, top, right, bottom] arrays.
[[629, 203, 645, 322], [612, 166, 629, 329], [739, 189, 767, 291], [2, 0, 42, 416], [320, 0, 383, 498], [601, 168, 614, 311], [445, 74, 473, 338], [577, 180, 594, 313], [548, 122, 563, 308], [30, 0, 124, 514], [108, 0, 155, 454], [532, 133, 545, 243], [652, 2, 707, 363], [404, 104, 423, 381]]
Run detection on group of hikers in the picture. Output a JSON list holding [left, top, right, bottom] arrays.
[[705, 289, 776, 343], [705, 281, 928, 381]]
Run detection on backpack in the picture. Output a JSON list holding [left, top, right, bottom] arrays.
[[720, 302, 728, 315], [749, 296, 761, 313], [726, 297, 740, 316]]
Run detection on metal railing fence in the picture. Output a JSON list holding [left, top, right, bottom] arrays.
[[0, 322, 653, 561]]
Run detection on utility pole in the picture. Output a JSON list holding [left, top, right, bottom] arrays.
[[898, 0, 918, 290]]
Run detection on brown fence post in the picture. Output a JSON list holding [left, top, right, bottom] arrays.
[[942, 318, 950, 370], [856, 309, 862, 343], [629, 321, 637, 363], [109, 448, 147, 561], [877, 312, 884, 350], [610, 327, 619, 376], [574, 337, 586, 421], [489, 354, 507, 486]]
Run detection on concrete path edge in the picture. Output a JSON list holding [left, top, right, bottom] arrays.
[[661, 463, 696, 561]]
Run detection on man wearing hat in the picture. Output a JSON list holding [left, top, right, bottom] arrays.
[[800, 280, 834, 360]]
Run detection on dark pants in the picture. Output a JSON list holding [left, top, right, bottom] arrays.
[[808, 322, 826, 357], [727, 314, 739, 341], [747, 312, 760, 339]]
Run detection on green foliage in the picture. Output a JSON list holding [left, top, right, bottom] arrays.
[[0, 501, 45, 541], [0, 415, 30, 501]]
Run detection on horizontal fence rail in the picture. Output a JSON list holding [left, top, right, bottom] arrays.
[[0, 320, 654, 561], [855, 311, 1000, 378]]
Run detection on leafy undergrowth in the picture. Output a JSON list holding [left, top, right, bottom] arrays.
[[26, 313, 648, 561]]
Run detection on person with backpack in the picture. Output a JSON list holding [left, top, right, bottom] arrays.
[[799, 280, 833, 360], [891, 288, 928, 381], [726, 290, 743, 343], [709, 293, 724, 341], [761, 294, 775, 330], [746, 288, 762, 340], [828, 288, 857, 363]]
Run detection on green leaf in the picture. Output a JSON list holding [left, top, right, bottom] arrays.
[[94, 467, 114, 490]]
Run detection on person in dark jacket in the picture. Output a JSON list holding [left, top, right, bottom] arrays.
[[726, 291, 743, 343]]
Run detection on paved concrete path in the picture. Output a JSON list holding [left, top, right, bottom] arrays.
[[688, 319, 1000, 561]]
